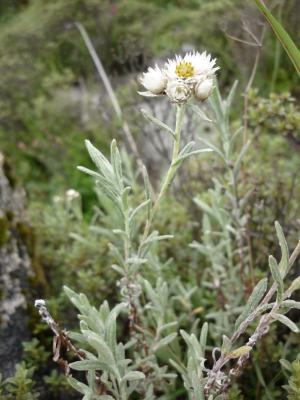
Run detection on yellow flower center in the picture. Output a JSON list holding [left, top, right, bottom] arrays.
[[175, 61, 195, 78]]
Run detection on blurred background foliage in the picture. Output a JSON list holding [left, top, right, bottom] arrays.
[[0, 0, 299, 399]]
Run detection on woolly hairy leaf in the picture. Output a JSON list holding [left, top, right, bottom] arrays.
[[86, 333, 115, 365], [225, 80, 238, 112], [129, 199, 151, 229], [199, 322, 208, 352], [77, 166, 101, 179], [197, 137, 225, 161], [99, 301, 110, 322], [233, 140, 251, 178], [177, 141, 195, 159], [272, 313, 299, 333], [235, 278, 268, 329], [143, 233, 174, 245], [64, 286, 88, 315], [69, 360, 107, 371], [85, 140, 113, 178], [67, 377, 89, 395], [286, 277, 300, 298], [141, 108, 175, 139], [174, 146, 212, 165], [180, 330, 204, 360], [105, 303, 126, 357], [169, 359, 187, 380], [110, 139, 123, 185], [153, 332, 177, 351], [157, 321, 178, 336], [275, 221, 289, 276], [221, 335, 232, 354], [143, 279, 159, 308], [142, 165, 152, 219], [122, 371, 145, 382], [228, 345, 251, 359], [190, 104, 213, 122], [269, 255, 284, 302]]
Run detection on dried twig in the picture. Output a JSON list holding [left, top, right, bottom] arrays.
[[35, 299, 85, 375]]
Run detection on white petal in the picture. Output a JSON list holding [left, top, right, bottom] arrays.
[[137, 91, 161, 97], [163, 51, 219, 81]]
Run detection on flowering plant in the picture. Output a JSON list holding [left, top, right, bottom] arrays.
[[36, 52, 300, 400]]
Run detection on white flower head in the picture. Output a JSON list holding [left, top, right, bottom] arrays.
[[139, 65, 167, 96], [139, 51, 219, 103], [166, 79, 192, 104], [165, 51, 219, 83]]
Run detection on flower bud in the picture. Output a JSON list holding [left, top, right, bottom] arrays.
[[194, 78, 214, 101], [166, 80, 192, 104], [140, 66, 167, 95]]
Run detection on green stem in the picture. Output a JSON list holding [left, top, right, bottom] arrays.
[[139, 104, 186, 248], [124, 208, 130, 261]]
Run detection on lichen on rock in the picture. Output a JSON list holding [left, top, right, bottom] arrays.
[[0, 153, 32, 378]]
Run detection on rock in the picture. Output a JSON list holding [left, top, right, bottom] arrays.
[[0, 153, 32, 378]]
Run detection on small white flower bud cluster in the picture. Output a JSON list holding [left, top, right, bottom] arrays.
[[52, 189, 80, 206], [65, 189, 80, 201], [139, 51, 219, 104]]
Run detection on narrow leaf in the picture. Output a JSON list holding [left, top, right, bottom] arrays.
[[199, 322, 208, 351], [153, 332, 177, 351], [142, 165, 152, 219], [67, 377, 88, 395], [235, 278, 268, 329], [141, 108, 175, 139], [275, 221, 289, 276], [174, 148, 212, 165], [70, 360, 106, 371], [77, 166, 101, 179], [110, 139, 123, 185], [221, 335, 232, 354], [122, 371, 145, 381], [233, 140, 251, 178], [225, 80, 238, 112], [87, 333, 115, 365], [285, 277, 300, 298], [85, 140, 113, 178], [269, 255, 284, 302], [190, 104, 213, 122], [272, 313, 299, 333], [197, 137, 226, 161], [228, 345, 251, 359], [254, 0, 300, 75], [129, 200, 151, 228]]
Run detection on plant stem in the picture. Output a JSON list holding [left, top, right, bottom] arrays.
[[139, 104, 185, 248]]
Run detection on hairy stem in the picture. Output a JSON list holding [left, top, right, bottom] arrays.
[[139, 104, 185, 249]]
